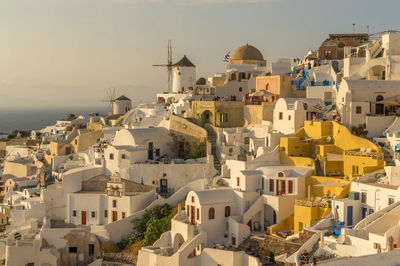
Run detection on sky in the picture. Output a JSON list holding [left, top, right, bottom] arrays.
[[0, 0, 399, 108]]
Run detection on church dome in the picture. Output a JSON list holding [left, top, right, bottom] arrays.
[[230, 43, 264, 62]]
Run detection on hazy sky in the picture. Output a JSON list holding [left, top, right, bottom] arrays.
[[0, 0, 399, 108]]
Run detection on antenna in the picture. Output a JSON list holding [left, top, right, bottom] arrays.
[[366, 25, 370, 35], [102, 88, 116, 114], [353, 23, 356, 33], [153, 40, 173, 92]]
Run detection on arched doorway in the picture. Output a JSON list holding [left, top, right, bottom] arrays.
[[201, 110, 213, 126], [368, 65, 386, 80], [173, 233, 185, 252], [376, 95, 384, 115]]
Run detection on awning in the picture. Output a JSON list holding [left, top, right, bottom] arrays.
[[326, 153, 344, 161], [249, 90, 275, 97], [378, 96, 400, 106]]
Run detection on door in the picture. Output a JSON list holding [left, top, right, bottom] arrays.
[[160, 179, 168, 193], [191, 206, 195, 225], [112, 211, 118, 222], [362, 207, 367, 219], [247, 220, 252, 230], [81, 211, 86, 225], [347, 206, 353, 226], [148, 142, 153, 160], [232, 236, 236, 246]]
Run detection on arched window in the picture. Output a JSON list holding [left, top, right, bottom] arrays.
[[208, 208, 215, 219], [278, 172, 284, 177], [225, 206, 231, 217], [376, 95, 384, 102]]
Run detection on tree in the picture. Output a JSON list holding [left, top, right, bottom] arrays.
[[143, 217, 171, 246]]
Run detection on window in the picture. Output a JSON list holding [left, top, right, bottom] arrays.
[[72, 210, 77, 217], [122, 212, 126, 219], [191, 196, 195, 203], [113, 200, 117, 208], [237, 177, 240, 187], [89, 244, 95, 256], [225, 206, 231, 217], [69, 247, 77, 253], [269, 179, 274, 192], [208, 208, 215, 219], [278, 172, 284, 177], [187, 205, 189, 216], [361, 192, 367, 204], [389, 197, 395, 205], [155, 149, 160, 157], [66, 147, 72, 155], [356, 106, 362, 114], [239, 87, 242, 92], [288, 115, 291, 120], [281, 180, 286, 194], [279, 112, 283, 120], [220, 113, 228, 123], [196, 208, 199, 220], [288, 180, 293, 194], [121, 154, 126, 159], [104, 210, 108, 217], [244, 137, 250, 145], [91, 211, 95, 218], [109, 153, 114, 160]]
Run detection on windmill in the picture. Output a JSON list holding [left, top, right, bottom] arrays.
[[152, 40, 173, 92], [102, 88, 116, 115]]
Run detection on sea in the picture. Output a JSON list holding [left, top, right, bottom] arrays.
[[0, 106, 108, 134]]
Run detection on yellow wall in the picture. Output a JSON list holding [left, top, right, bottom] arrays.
[[71, 130, 103, 153], [191, 101, 244, 128], [293, 201, 331, 234]]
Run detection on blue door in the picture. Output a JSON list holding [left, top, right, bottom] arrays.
[[347, 206, 353, 226], [148, 142, 153, 160], [362, 207, 367, 219]]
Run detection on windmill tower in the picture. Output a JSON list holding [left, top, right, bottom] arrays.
[[152, 40, 173, 92], [102, 88, 116, 115]]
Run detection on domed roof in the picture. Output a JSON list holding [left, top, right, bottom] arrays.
[[196, 77, 207, 85], [230, 43, 264, 62]]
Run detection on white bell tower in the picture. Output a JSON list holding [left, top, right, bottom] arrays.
[[172, 55, 196, 93]]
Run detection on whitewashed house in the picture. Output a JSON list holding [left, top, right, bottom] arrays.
[[273, 98, 325, 135], [66, 173, 155, 225], [337, 79, 400, 137]]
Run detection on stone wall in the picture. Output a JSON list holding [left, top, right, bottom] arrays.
[[252, 235, 302, 256], [169, 115, 207, 143]]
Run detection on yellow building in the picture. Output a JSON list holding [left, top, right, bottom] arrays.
[[272, 121, 384, 234], [45, 129, 103, 166], [191, 101, 244, 128]]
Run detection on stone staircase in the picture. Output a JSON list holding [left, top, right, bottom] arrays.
[[206, 129, 221, 176], [383, 148, 395, 166]]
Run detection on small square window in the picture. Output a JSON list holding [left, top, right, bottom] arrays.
[[356, 106, 362, 114], [113, 200, 117, 208], [121, 154, 126, 159], [104, 210, 108, 217], [69, 247, 77, 253], [109, 153, 114, 160], [91, 211, 95, 218], [191, 196, 194, 203], [279, 112, 283, 120], [122, 212, 126, 219], [288, 115, 291, 120], [72, 210, 77, 217]]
